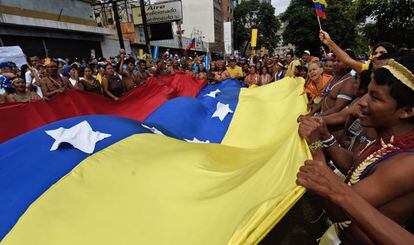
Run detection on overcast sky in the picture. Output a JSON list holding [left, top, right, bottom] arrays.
[[271, 0, 291, 15]]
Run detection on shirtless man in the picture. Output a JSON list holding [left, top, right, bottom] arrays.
[[40, 59, 71, 98], [298, 52, 414, 244], [137, 60, 151, 82], [118, 55, 140, 91], [319, 51, 356, 116]]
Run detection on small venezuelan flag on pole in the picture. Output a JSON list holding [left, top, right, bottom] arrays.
[[312, 0, 328, 30]]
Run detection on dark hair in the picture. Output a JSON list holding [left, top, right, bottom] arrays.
[[20, 64, 28, 81], [261, 66, 268, 74], [105, 63, 113, 70], [125, 57, 135, 65], [358, 70, 371, 93], [374, 42, 397, 56], [344, 49, 356, 60], [374, 50, 414, 121], [338, 49, 356, 72], [82, 65, 94, 75], [296, 65, 308, 72]]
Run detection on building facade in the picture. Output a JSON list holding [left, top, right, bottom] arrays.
[[0, 0, 122, 58], [238, 0, 271, 4], [154, 0, 233, 54]]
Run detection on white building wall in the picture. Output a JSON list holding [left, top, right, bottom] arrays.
[[181, 0, 215, 41], [101, 37, 132, 58], [155, 0, 215, 43]]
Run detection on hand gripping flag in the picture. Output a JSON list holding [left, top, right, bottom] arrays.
[[313, 0, 328, 19]]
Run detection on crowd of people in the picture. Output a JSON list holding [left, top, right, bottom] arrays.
[[0, 34, 376, 104], [1, 29, 414, 243]]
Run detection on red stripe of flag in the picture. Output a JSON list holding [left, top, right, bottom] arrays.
[[315, 8, 326, 19]]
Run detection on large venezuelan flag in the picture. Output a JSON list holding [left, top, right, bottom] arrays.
[[0, 76, 310, 244]]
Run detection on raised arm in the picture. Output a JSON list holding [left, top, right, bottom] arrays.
[[320, 31, 364, 74], [118, 54, 126, 75]]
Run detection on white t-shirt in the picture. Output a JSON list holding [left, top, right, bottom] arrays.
[[69, 78, 77, 87], [25, 69, 43, 98]]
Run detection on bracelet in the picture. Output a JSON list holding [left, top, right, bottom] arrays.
[[308, 140, 323, 152], [321, 135, 336, 148]]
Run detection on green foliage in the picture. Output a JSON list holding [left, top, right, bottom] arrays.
[[360, 0, 414, 47], [234, 0, 281, 50], [281, 0, 413, 54], [281, 0, 360, 55]]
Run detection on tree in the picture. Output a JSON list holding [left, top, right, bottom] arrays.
[[234, 0, 281, 52], [358, 0, 414, 47], [281, 0, 360, 55]]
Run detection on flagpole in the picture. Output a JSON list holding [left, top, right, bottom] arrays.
[[316, 15, 323, 30]]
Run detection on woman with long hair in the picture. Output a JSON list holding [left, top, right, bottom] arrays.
[[79, 66, 102, 95], [260, 66, 272, 85]]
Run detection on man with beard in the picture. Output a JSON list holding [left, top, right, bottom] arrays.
[[298, 51, 414, 244]]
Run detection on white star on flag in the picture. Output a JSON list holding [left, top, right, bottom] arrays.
[[141, 123, 164, 135], [45, 121, 111, 154], [211, 102, 233, 121], [204, 89, 221, 98], [184, 137, 210, 143]]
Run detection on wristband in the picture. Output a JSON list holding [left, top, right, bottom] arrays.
[[308, 140, 323, 152], [321, 135, 336, 148]]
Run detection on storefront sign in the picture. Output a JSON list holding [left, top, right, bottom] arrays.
[[132, 1, 183, 25]]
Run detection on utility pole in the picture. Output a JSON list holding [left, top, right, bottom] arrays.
[[177, 20, 183, 51], [139, 0, 152, 55], [111, 0, 125, 49]]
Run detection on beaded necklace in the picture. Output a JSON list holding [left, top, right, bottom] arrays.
[[332, 134, 409, 234], [14, 92, 31, 102], [347, 138, 399, 186]]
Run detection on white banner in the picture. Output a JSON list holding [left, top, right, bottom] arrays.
[[0, 46, 27, 67], [223, 22, 232, 55], [132, 1, 183, 25]]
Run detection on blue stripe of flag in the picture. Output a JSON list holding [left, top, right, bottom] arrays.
[[313, 2, 326, 12]]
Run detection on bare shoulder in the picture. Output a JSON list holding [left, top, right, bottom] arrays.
[[6, 94, 16, 102], [373, 152, 414, 187]]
